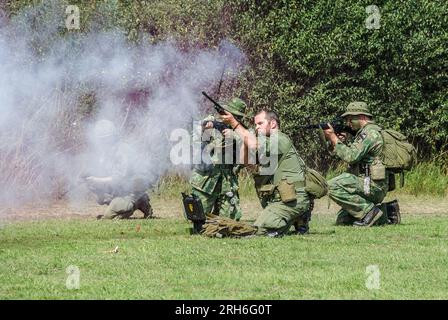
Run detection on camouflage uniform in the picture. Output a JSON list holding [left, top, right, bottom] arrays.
[[86, 120, 153, 220], [190, 99, 246, 220], [190, 165, 242, 220], [253, 131, 310, 236], [328, 103, 388, 225]]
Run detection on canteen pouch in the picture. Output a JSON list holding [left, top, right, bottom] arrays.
[[257, 184, 276, 198], [277, 178, 296, 203]]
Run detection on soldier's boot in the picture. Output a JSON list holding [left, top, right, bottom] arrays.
[[385, 199, 401, 225], [142, 202, 154, 219], [353, 206, 384, 227], [293, 211, 311, 235], [137, 194, 153, 219], [293, 199, 314, 235]]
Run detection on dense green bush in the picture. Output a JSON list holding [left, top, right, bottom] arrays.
[[230, 0, 448, 169], [4, 0, 447, 171]]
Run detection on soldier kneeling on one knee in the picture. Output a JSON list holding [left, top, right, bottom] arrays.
[[322, 102, 400, 227]]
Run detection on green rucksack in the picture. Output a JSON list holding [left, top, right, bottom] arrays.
[[380, 129, 417, 173], [305, 167, 328, 199]]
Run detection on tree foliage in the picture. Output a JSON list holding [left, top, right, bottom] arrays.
[[4, 0, 447, 169]]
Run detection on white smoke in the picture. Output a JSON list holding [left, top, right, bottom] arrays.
[[0, 1, 246, 209]]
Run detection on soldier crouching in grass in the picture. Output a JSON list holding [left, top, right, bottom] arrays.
[[84, 119, 153, 220], [220, 108, 311, 237], [322, 102, 398, 227]]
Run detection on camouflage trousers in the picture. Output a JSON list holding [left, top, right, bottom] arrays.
[[192, 187, 242, 221], [328, 173, 388, 224], [254, 190, 310, 236], [101, 192, 153, 220]]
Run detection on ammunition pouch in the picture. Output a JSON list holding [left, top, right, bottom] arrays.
[[257, 184, 276, 198], [277, 178, 296, 203], [370, 159, 386, 181], [257, 180, 305, 203], [181, 193, 206, 234]]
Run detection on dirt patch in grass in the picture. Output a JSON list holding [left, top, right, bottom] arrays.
[[1, 193, 447, 224]]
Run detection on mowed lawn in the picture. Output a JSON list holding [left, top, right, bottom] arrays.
[[1, 202, 448, 300]]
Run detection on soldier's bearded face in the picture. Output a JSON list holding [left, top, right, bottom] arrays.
[[254, 112, 271, 136]]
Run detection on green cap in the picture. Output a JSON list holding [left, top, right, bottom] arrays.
[[341, 101, 372, 117], [221, 97, 247, 118]]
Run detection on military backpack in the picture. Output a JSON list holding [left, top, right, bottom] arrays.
[[380, 129, 417, 173], [304, 167, 328, 199], [288, 143, 328, 199]]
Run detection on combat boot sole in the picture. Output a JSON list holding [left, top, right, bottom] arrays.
[[353, 207, 384, 227]]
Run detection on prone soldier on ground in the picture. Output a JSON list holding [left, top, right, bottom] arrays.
[[84, 119, 153, 220]]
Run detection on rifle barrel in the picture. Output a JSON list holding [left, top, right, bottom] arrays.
[[202, 91, 226, 114]]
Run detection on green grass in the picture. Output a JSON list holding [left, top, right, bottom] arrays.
[[402, 161, 448, 197], [1, 214, 448, 299]]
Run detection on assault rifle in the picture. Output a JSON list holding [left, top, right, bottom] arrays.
[[302, 117, 356, 136], [201, 91, 231, 132]]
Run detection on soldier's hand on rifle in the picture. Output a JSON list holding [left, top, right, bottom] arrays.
[[336, 132, 347, 143], [220, 110, 239, 129], [323, 123, 339, 145], [203, 121, 214, 130]]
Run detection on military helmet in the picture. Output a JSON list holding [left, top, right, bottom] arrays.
[[93, 119, 117, 139], [341, 101, 373, 117], [221, 97, 247, 118]]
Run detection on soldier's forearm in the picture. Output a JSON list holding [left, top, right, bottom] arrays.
[[233, 125, 257, 150], [335, 142, 366, 164]]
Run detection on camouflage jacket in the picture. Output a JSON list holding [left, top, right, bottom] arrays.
[[334, 122, 384, 174], [190, 115, 241, 194]]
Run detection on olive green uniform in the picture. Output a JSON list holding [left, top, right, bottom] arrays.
[[253, 131, 310, 235], [328, 122, 388, 225]]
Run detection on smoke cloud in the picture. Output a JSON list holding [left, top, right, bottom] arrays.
[[0, 1, 246, 210]]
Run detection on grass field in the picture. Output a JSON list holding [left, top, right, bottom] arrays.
[[1, 194, 448, 300]]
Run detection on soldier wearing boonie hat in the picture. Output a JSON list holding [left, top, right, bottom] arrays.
[[189, 97, 248, 221], [322, 101, 396, 227]]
